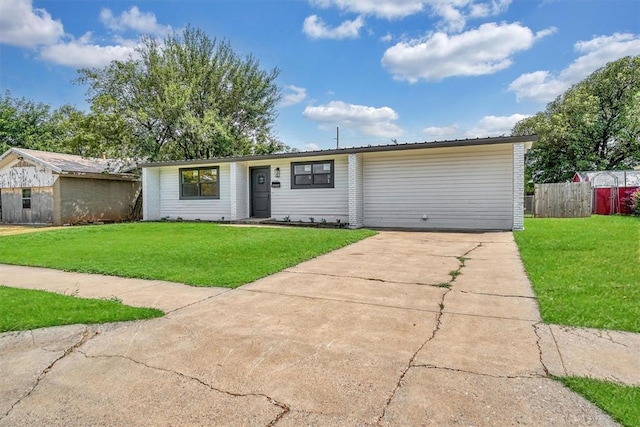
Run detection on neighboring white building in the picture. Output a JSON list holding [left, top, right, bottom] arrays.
[[141, 135, 535, 231]]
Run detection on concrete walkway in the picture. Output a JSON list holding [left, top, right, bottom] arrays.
[[0, 231, 632, 425]]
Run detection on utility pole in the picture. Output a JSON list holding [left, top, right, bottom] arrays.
[[336, 126, 339, 149]]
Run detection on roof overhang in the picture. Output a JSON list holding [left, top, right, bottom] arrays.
[[141, 135, 538, 168]]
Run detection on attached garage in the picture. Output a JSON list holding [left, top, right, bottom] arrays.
[[141, 135, 534, 231], [363, 144, 515, 230]]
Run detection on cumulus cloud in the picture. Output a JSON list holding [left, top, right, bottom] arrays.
[[40, 33, 139, 68], [303, 15, 364, 39], [382, 22, 553, 83], [310, 0, 425, 19], [304, 143, 321, 151], [0, 0, 64, 48], [281, 85, 308, 107], [309, 0, 511, 31], [423, 125, 460, 138], [303, 101, 402, 137], [100, 6, 171, 35], [509, 33, 640, 102], [465, 114, 530, 137]]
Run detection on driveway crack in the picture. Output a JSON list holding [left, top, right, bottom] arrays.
[[376, 244, 481, 426], [78, 352, 290, 425], [411, 364, 546, 379], [1, 326, 99, 421]]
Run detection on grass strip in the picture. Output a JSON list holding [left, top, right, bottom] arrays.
[[558, 377, 640, 427], [0, 286, 163, 332]]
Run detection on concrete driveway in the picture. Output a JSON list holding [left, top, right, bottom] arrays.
[[0, 231, 617, 426]]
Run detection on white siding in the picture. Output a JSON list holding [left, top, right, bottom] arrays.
[[142, 168, 161, 220], [0, 159, 56, 189], [363, 144, 514, 230], [158, 164, 232, 220], [250, 155, 349, 222]]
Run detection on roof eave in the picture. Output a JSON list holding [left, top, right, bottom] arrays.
[[141, 135, 538, 168]]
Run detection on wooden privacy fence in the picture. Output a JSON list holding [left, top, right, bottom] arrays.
[[534, 182, 592, 218]]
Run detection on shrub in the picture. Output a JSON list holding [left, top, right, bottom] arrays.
[[630, 189, 640, 216]]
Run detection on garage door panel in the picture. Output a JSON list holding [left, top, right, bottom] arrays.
[[363, 145, 513, 230]]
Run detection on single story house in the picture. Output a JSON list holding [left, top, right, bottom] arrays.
[[141, 135, 536, 231], [0, 148, 140, 225]]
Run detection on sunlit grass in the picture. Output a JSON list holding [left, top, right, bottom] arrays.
[[514, 216, 640, 332], [0, 222, 376, 288], [0, 286, 163, 332]]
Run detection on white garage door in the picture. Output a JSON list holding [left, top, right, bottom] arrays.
[[363, 144, 514, 230]]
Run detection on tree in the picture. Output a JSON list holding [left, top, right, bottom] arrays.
[[513, 55, 640, 183], [77, 26, 284, 161], [0, 91, 59, 153]]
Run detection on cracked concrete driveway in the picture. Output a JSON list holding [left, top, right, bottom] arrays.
[[0, 231, 618, 426]]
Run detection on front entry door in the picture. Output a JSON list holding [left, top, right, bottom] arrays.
[[250, 167, 271, 218]]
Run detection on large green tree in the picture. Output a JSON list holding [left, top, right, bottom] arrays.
[[513, 55, 640, 183], [77, 26, 283, 161], [0, 92, 59, 153]]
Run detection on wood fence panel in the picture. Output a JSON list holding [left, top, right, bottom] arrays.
[[534, 182, 592, 218]]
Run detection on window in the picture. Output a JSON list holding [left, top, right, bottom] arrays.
[[179, 167, 219, 199], [291, 160, 334, 189], [22, 188, 31, 209]]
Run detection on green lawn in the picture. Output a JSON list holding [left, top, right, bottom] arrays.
[[514, 216, 640, 425], [0, 286, 163, 332], [514, 215, 640, 332], [558, 377, 640, 427], [0, 222, 376, 287]]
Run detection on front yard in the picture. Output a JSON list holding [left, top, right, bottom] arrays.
[[514, 215, 639, 333], [0, 222, 375, 288], [514, 215, 640, 426]]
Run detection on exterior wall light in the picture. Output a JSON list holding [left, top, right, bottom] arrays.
[[274, 167, 280, 178]]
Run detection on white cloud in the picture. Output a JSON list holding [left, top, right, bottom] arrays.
[[0, 0, 63, 48], [509, 33, 640, 102], [303, 101, 402, 137], [100, 6, 171, 35], [310, 0, 425, 19], [381, 33, 393, 43], [309, 0, 511, 30], [465, 113, 530, 137], [382, 22, 553, 83], [304, 143, 321, 151], [40, 34, 139, 68], [423, 125, 459, 138], [281, 85, 308, 107], [303, 15, 364, 39]]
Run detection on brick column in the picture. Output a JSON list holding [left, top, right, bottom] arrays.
[[348, 153, 364, 229], [512, 142, 525, 230]]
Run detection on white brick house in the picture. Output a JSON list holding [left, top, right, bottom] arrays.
[[141, 136, 535, 231]]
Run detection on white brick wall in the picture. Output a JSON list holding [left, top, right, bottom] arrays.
[[512, 142, 525, 230], [142, 167, 161, 220], [348, 153, 364, 228]]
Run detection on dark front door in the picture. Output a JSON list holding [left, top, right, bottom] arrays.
[[250, 167, 270, 218]]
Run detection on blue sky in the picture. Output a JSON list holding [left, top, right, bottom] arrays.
[[1, 0, 639, 151]]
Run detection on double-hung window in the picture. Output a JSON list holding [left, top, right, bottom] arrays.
[[179, 167, 219, 199], [291, 160, 334, 189]]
